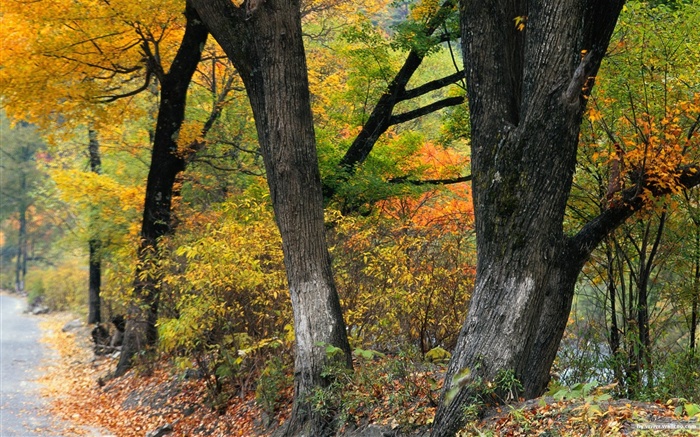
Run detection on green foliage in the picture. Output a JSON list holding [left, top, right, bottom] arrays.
[[644, 352, 700, 401], [353, 347, 386, 360], [391, 0, 459, 57], [309, 348, 442, 430], [548, 380, 614, 403], [255, 356, 292, 416], [25, 260, 88, 313], [425, 346, 451, 363]]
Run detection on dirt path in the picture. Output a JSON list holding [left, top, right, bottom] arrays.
[[0, 293, 111, 436]]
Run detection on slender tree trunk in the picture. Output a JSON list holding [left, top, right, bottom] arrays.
[[15, 171, 27, 293], [607, 240, 621, 357], [637, 213, 664, 385], [87, 127, 102, 324], [602, 238, 627, 386], [190, 2, 353, 434], [88, 239, 101, 323], [692, 230, 699, 355], [115, 2, 208, 377]]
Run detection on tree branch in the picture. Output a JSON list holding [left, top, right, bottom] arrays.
[[569, 164, 700, 262], [399, 70, 465, 102], [389, 96, 464, 126], [388, 174, 472, 186], [336, 0, 459, 173], [96, 69, 153, 102]]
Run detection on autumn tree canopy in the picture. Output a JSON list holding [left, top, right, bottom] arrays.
[[1, 1, 699, 436]]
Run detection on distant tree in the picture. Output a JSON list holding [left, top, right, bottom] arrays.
[[0, 113, 45, 292], [87, 127, 102, 324]]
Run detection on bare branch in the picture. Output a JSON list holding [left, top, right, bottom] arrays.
[[399, 70, 465, 102], [389, 96, 465, 126], [389, 174, 472, 186]]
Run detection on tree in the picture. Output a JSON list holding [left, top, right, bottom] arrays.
[[189, 1, 353, 434], [559, 0, 700, 397], [87, 127, 103, 324], [0, 114, 46, 292], [114, 0, 209, 376], [430, 1, 700, 435]]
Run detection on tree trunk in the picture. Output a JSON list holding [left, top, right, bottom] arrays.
[[189, 1, 353, 434], [692, 230, 699, 355], [15, 187, 27, 293], [87, 127, 102, 325], [603, 238, 627, 386], [431, 1, 626, 435], [88, 239, 101, 324], [114, 1, 208, 377]]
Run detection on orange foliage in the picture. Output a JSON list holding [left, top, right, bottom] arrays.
[[39, 314, 270, 437], [379, 142, 473, 231]]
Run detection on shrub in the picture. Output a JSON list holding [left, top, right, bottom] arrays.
[[25, 261, 88, 313]]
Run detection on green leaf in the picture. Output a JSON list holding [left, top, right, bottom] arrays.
[[685, 403, 700, 418], [444, 386, 461, 406], [451, 366, 472, 388]]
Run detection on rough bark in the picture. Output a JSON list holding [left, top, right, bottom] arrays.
[[87, 127, 102, 325], [114, 2, 208, 377], [432, 0, 700, 433], [430, 1, 626, 435], [189, 1, 353, 435]]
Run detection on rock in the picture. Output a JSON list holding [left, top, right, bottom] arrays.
[[342, 424, 393, 437], [31, 305, 50, 315], [145, 423, 173, 437], [62, 319, 83, 332], [425, 346, 451, 363]]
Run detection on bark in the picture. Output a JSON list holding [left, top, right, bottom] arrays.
[[637, 213, 665, 378], [431, 1, 626, 435], [189, 1, 352, 435], [114, 2, 208, 377], [432, 0, 700, 433], [88, 239, 101, 324], [692, 229, 699, 355], [606, 240, 621, 358], [88, 127, 102, 325], [15, 182, 27, 292]]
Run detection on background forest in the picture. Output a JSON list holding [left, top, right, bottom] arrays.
[[0, 0, 699, 434]]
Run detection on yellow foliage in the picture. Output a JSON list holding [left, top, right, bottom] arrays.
[[330, 192, 474, 353], [0, 0, 183, 129], [158, 191, 290, 357], [175, 119, 204, 156], [411, 0, 441, 22]]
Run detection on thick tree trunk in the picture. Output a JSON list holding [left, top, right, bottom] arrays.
[[430, 1, 626, 435], [190, 1, 353, 434], [87, 127, 102, 325], [114, 2, 207, 377]]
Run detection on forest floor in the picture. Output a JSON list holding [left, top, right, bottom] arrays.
[[37, 311, 700, 437]]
